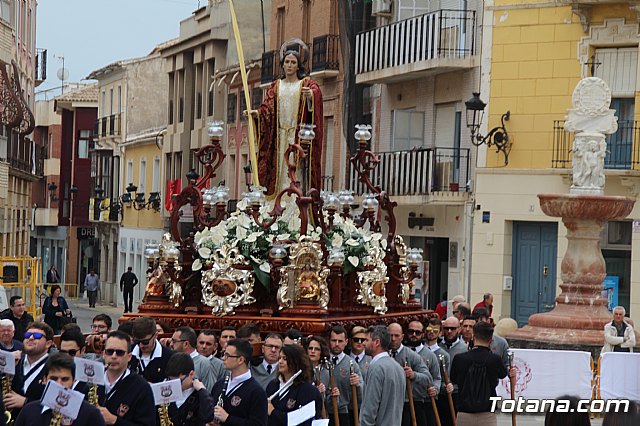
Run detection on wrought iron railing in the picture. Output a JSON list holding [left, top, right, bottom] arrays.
[[355, 9, 476, 75], [312, 34, 340, 73], [552, 120, 640, 170], [349, 147, 470, 196]]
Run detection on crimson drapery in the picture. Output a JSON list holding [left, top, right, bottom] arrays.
[[255, 77, 324, 197]]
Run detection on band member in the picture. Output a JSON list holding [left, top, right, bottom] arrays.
[[328, 326, 363, 426], [405, 320, 442, 426], [211, 338, 268, 425], [98, 330, 155, 426], [251, 333, 282, 390], [4, 322, 54, 419], [130, 316, 174, 383], [266, 344, 322, 426], [388, 322, 433, 426], [359, 325, 405, 426], [165, 352, 216, 425], [348, 326, 371, 378], [14, 353, 105, 426]]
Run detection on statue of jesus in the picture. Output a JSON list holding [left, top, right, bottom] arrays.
[[248, 39, 324, 198]]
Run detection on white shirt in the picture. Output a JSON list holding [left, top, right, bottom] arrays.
[[23, 353, 48, 393], [350, 352, 364, 363], [262, 359, 278, 374], [428, 343, 441, 352], [413, 343, 425, 353], [370, 351, 389, 366], [104, 369, 130, 396], [189, 351, 199, 359], [176, 387, 194, 408], [132, 340, 163, 371], [226, 370, 251, 395]]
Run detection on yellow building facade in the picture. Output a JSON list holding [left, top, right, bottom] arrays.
[[472, 1, 640, 325]]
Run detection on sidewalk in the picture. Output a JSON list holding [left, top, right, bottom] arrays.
[[497, 413, 602, 425], [67, 295, 125, 333]]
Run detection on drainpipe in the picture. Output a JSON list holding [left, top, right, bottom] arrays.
[[464, 198, 474, 301]]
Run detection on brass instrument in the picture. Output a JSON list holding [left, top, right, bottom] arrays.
[[88, 384, 99, 406], [49, 410, 62, 426], [508, 351, 516, 426], [438, 354, 456, 426], [403, 360, 417, 426], [2, 373, 13, 426], [327, 359, 340, 426], [158, 403, 173, 426], [349, 360, 359, 426], [314, 365, 327, 418]]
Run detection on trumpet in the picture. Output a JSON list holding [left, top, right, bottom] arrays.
[[2, 373, 13, 426]]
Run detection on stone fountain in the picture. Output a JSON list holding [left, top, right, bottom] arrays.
[[508, 77, 637, 356]]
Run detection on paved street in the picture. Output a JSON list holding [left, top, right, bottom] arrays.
[[497, 413, 602, 425], [66, 295, 125, 332]]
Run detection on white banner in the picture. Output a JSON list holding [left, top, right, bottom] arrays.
[[600, 352, 640, 400], [496, 349, 592, 399]]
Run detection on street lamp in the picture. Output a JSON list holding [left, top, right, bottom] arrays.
[[47, 182, 58, 202], [465, 92, 511, 165]]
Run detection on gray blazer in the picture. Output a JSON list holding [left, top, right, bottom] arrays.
[[416, 345, 442, 392], [390, 345, 432, 402], [490, 334, 510, 369], [250, 362, 278, 390], [359, 354, 405, 426], [209, 355, 227, 381], [353, 353, 372, 379], [192, 353, 216, 393], [328, 355, 363, 413], [439, 337, 468, 363]]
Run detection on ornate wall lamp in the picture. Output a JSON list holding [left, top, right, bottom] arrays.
[[465, 92, 511, 165], [123, 183, 161, 212]]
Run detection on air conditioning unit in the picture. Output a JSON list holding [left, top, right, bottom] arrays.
[[372, 0, 392, 16]]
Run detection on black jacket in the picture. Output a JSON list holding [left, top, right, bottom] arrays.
[[211, 376, 268, 426], [15, 400, 105, 426], [0, 310, 34, 342], [166, 388, 215, 426], [97, 371, 155, 426], [130, 342, 174, 383], [450, 346, 507, 413], [265, 380, 322, 426], [120, 271, 139, 290], [11, 354, 49, 419]]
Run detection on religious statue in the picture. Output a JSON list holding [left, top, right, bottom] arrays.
[[249, 39, 324, 197], [145, 263, 165, 297]]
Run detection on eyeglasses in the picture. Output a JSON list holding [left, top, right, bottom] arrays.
[[221, 352, 241, 359], [104, 348, 127, 357], [407, 329, 423, 335], [134, 337, 154, 346], [425, 327, 440, 333], [24, 331, 45, 340], [59, 349, 78, 357], [263, 343, 282, 351], [443, 327, 458, 331], [351, 337, 367, 344], [91, 324, 108, 331]]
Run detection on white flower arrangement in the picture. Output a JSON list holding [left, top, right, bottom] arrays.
[[192, 198, 386, 286]]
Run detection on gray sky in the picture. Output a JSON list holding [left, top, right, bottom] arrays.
[[36, 0, 199, 98]]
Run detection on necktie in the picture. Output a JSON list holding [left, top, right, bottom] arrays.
[[355, 356, 360, 363], [332, 356, 338, 365], [391, 350, 398, 358], [266, 364, 272, 374], [411, 347, 416, 352]]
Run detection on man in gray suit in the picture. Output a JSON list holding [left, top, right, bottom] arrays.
[[171, 326, 216, 392], [359, 325, 405, 426], [196, 329, 226, 381], [250, 333, 282, 389], [388, 322, 433, 426]]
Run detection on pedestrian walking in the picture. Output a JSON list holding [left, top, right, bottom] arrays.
[[84, 269, 100, 308], [119, 266, 138, 313]]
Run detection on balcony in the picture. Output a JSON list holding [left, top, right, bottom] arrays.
[[35, 207, 58, 227], [35, 48, 47, 86], [355, 9, 477, 84], [261, 34, 341, 85], [95, 113, 121, 139], [89, 198, 120, 223], [552, 120, 640, 170], [349, 147, 470, 204]]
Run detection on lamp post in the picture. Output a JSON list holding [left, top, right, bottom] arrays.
[[465, 92, 511, 165]]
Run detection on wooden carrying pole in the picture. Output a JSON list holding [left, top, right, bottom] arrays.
[[350, 360, 359, 426], [404, 361, 417, 426], [439, 356, 456, 426], [328, 363, 340, 426], [508, 352, 516, 426]]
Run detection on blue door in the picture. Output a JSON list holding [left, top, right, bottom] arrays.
[[512, 222, 558, 326]]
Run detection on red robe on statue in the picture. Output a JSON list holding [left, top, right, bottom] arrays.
[[254, 77, 324, 198]]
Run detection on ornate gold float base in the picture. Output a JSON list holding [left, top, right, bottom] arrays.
[[119, 309, 435, 335]]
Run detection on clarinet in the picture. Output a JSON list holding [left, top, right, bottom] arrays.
[[218, 372, 231, 407]]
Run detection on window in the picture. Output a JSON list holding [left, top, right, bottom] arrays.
[[109, 89, 114, 115], [239, 96, 247, 122], [207, 58, 215, 117], [101, 91, 106, 116], [252, 87, 263, 110], [117, 86, 122, 113], [276, 7, 286, 48], [174, 152, 182, 181], [397, 0, 430, 20], [302, 0, 311, 44], [165, 153, 172, 181], [227, 93, 237, 123], [168, 72, 175, 124], [152, 157, 160, 192], [196, 93, 202, 119], [392, 109, 424, 151], [179, 97, 184, 123], [139, 160, 147, 193], [78, 130, 92, 159], [0, 0, 11, 24]]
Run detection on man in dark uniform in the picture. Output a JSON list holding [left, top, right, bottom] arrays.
[[130, 316, 174, 383], [119, 267, 138, 314], [165, 352, 215, 425], [211, 338, 268, 425], [98, 330, 155, 426], [14, 353, 105, 426], [4, 322, 54, 420]]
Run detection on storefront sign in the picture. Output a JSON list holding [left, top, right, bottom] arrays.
[[77, 227, 96, 240]]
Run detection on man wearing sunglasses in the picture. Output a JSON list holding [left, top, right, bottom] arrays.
[[98, 330, 155, 426], [4, 322, 54, 419], [130, 316, 174, 383], [424, 318, 455, 426], [348, 326, 371, 378], [13, 353, 105, 426], [439, 317, 468, 360]]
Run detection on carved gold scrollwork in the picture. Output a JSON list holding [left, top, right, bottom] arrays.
[[356, 246, 389, 314], [277, 238, 330, 310], [201, 245, 256, 316]]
